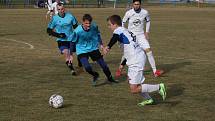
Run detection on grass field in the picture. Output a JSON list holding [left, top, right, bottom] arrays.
[[0, 7, 215, 121]]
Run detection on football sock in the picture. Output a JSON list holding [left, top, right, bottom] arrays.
[[146, 51, 157, 73], [66, 61, 74, 70], [140, 92, 152, 100], [141, 84, 159, 93]]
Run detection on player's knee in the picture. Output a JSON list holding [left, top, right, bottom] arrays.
[[145, 48, 151, 53], [130, 86, 140, 94]]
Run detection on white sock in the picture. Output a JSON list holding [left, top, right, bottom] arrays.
[[146, 51, 157, 73], [141, 84, 159, 93], [140, 92, 152, 99]]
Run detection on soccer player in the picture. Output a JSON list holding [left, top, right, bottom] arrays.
[[70, 14, 118, 86], [104, 15, 166, 106], [47, 3, 80, 75], [116, 0, 163, 78], [46, 0, 62, 20]]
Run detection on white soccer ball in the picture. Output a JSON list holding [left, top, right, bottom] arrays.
[[49, 94, 64, 108]]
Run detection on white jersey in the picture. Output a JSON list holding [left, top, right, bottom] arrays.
[[113, 27, 146, 68], [122, 8, 150, 35], [51, 2, 58, 15]]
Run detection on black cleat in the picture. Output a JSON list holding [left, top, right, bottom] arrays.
[[92, 72, 99, 86], [108, 77, 119, 83], [71, 70, 76, 75]]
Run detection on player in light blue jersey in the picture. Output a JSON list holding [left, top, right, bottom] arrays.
[[47, 3, 81, 75], [71, 14, 118, 86]]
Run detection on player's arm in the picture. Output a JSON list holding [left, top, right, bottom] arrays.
[[47, 28, 66, 38], [144, 12, 150, 40], [122, 11, 129, 27], [71, 15, 79, 29], [103, 34, 119, 54]]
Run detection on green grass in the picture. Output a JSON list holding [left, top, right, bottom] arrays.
[[0, 7, 215, 121]]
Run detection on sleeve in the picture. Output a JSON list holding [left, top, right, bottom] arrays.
[[71, 15, 78, 27], [145, 11, 150, 33], [122, 11, 129, 27], [107, 34, 120, 49], [47, 18, 56, 29]]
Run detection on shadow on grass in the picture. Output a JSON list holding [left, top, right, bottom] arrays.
[[158, 61, 192, 74], [151, 83, 185, 106], [62, 103, 73, 108]]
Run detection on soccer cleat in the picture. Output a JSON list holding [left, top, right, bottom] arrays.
[[154, 70, 164, 77], [159, 83, 166, 100], [138, 99, 154, 107], [92, 72, 99, 86], [115, 68, 121, 78], [108, 77, 119, 83], [70, 70, 76, 75]]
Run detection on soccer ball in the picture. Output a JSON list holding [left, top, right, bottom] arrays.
[[49, 94, 64, 108]]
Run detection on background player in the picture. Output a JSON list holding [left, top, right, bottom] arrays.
[[116, 0, 163, 78], [47, 3, 80, 75]]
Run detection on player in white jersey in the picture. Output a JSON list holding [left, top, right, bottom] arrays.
[[46, 0, 63, 20], [115, 0, 163, 78], [104, 15, 166, 106]]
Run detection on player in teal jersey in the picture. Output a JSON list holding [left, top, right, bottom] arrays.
[[70, 14, 118, 86], [47, 3, 81, 75]]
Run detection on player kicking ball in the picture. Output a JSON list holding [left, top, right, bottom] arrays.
[[70, 14, 118, 86], [103, 15, 166, 106]]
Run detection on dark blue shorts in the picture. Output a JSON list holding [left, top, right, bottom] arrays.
[[78, 49, 102, 61], [57, 41, 76, 54]]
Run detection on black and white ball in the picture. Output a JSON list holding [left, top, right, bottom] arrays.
[[49, 94, 64, 108]]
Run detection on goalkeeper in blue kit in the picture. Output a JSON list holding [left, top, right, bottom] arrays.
[[47, 3, 81, 75]]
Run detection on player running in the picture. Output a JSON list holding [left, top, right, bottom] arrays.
[[103, 15, 166, 106], [47, 3, 81, 75], [70, 14, 118, 86], [116, 0, 164, 78]]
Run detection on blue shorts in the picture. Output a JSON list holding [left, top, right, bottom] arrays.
[[57, 41, 76, 54]]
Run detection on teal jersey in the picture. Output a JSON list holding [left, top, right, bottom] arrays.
[[71, 22, 102, 55], [48, 12, 78, 41]]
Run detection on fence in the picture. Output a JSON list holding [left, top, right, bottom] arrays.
[[0, 0, 215, 8]]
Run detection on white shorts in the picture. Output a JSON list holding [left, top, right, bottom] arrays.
[[128, 66, 145, 85], [136, 34, 150, 50]]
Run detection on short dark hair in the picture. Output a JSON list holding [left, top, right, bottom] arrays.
[[107, 15, 122, 26], [133, 0, 141, 4], [83, 14, 92, 22], [57, 3, 63, 6]]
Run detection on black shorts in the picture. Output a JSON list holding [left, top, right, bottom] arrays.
[[57, 41, 76, 53], [78, 49, 102, 61]]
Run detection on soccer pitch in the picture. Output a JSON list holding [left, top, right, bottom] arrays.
[[0, 7, 215, 121]]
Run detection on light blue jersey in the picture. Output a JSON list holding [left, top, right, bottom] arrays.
[[48, 12, 78, 41], [71, 22, 102, 55]]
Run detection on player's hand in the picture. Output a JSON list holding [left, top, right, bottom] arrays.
[[144, 32, 150, 40], [103, 46, 110, 55], [58, 33, 66, 38], [100, 44, 104, 51]]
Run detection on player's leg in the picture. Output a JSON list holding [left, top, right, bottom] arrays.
[[145, 48, 164, 77], [70, 42, 83, 74], [78, 53, 99, 86], [90, 50, 118, 83], [115, 56, 127, 78], [137, 35, 164, 77], [58, 41, 76, 75]]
